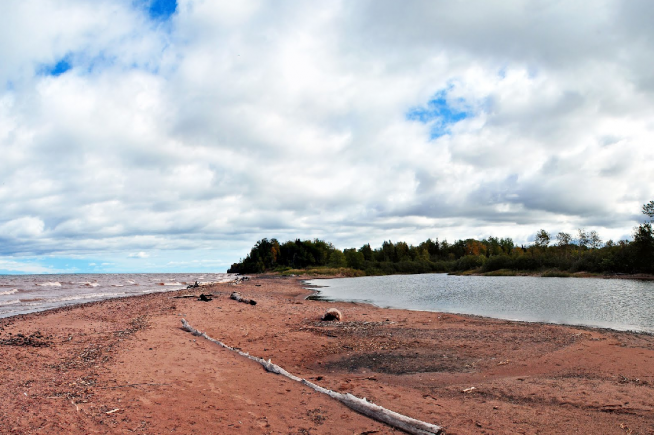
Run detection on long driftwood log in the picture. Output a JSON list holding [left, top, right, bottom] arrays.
[[181, 319, 442, 435], [230, 291, 257, 305]]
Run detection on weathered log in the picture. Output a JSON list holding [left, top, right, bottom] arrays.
[[180, 319, 442, 435], [198, 294, 212, 302], [230, 292, 257, 305]]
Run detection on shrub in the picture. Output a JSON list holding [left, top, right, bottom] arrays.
[[481, 255, 514, 272]]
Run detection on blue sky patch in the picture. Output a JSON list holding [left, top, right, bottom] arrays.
[[40, 57, 72, 77], [407, 90, 471, 139], [147, 0, 177, 20]]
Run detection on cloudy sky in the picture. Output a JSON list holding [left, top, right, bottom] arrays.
[[1, 0, 653, 274]]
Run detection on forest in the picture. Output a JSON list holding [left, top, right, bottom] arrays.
[[228, 201, 654, 276]]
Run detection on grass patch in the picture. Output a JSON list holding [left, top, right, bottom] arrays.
[[449, 268, 483, 276], [541, 270, 572, 278], [483, 269, 518, 276]]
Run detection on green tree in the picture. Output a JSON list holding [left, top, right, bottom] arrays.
[[589, 230, 602, 249], [395, 241, 410, 262], [577, 229, 590, 249], [534, 229, 551, 248], [358, 244, 373, 261], [328, 250, 347, 268], [642, 200, 654, 220], [419, 238, 440, 259], [633, 223, 654, 273], [556, 232, 572, 247], [499, 237, 514, 254], [344, 249, 365, 269]]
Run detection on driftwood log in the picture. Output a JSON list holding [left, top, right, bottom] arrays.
[[173, 293, 217, 300], [181, 319, 442, 435], [230, 291, 257, 305]]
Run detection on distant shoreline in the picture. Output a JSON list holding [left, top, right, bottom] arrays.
[[283, 268, 654, 280]]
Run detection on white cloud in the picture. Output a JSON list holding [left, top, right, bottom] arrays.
[[1, 0, 653, 269], [0, 259, 62, 274]]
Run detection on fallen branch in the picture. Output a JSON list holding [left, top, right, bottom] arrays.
[[181, 319, 442, 435], [230, 292, 257, 305]]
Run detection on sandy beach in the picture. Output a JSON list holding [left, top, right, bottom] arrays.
[[1, 275, 653, 434]]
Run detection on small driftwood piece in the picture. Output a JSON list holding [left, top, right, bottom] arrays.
[[198, 294, 212, 302], [181, 319, 441, 435], [230, 291, 257, 305]]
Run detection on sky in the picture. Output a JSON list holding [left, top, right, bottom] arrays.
[[1, 0, 653, 274]]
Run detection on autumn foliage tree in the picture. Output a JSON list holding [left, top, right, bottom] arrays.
[[229, 202, 654, 276]]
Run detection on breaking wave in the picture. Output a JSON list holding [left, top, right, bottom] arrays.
[[54, 292, 127, 303]]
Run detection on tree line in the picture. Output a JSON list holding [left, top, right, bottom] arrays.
[[228, 201, 654, 276]]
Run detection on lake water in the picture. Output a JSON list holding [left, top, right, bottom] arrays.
[[0, 273, 236, 319], [305, 274, 654, 333]]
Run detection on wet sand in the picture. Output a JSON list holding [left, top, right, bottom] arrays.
[[1, 275, 653, 434]]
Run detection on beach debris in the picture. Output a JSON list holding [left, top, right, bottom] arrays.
[[105, 408, 121, 414], [181, 319, 442, 435], [230, 291, 257, 305], [198, 294, 213, 302], [322, 308, 343, 322], [462, 387, 476, 393], [187, 281, 200, 289], [0, 331, 51, 347]]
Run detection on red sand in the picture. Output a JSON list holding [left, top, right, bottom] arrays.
[[1, 275, 653, 434]]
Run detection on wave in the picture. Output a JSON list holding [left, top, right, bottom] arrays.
[[0, 299, 21, 306], [0, 289, 19, 296], [54, 292, 127, 303], [159, 282, 184, 286], [77, 282, 99, 287], [36, 282, 62, 287]]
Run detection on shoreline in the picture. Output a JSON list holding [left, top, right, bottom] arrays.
[[7, 279, 654, 339], [2, 275, 653, 434]]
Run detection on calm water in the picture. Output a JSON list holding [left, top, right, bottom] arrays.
[[306, 274, 654, 333], [0, 273, 236, 319]]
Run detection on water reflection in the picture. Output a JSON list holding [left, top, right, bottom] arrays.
[[305, 274, 654, 333]]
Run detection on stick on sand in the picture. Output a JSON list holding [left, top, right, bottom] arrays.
[[181, 319, 442, 435]]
